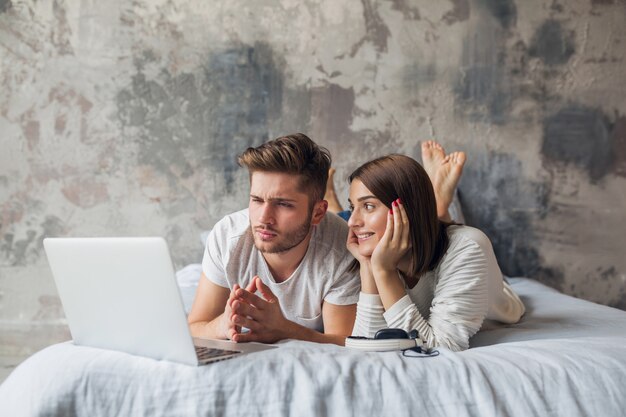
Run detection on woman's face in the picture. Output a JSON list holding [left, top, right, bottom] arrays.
[[347, 179, 389, 257]]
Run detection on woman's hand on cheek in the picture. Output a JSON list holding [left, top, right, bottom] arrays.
[[346, 229, 368, 263], [371, 199, 411, 273], [347, 229, 378, 293]]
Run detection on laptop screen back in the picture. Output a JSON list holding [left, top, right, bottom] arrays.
[[44, 237, 198, 365]]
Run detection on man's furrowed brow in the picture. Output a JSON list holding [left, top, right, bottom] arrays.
[[269, 197, 298, 203], [250, 194, 297, 202]]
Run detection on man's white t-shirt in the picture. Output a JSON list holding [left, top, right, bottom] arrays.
[[202, 209, 360, 332]]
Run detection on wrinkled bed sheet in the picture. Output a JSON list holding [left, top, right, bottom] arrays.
[[2, 278, 626, 417]]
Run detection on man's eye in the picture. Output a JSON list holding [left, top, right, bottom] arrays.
[[278, 202, 293, 208], [348, 205, 354, 212]]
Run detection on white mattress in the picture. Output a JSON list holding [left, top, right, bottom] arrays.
[[2, 278, 626, 417]]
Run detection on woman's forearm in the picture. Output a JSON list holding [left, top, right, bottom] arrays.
[[359, 260, 378, 294], [371, 267, 407, 311]]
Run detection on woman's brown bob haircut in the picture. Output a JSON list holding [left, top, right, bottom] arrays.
[[349, 154, 450, 280], [238, 133, 331, 204]]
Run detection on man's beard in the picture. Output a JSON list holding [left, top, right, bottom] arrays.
[[252, 213, 313, 254]]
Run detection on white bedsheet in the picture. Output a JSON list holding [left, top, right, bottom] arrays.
[[2, 278, 626, 417]]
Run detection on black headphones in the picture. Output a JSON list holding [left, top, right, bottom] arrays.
[[375, 328, 440, 358]]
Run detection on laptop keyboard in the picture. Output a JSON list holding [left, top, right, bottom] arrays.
[[195, 345, 241, 362]]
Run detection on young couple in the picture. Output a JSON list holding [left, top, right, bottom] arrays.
[[188, 133, 524, 352]]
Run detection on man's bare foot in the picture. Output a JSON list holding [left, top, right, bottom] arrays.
[[421, 140, 446, 183], [433, 151, 466, 221], [324, 168, 344, 213]]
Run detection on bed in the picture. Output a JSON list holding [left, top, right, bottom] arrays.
[[1, 277, 625, 417]]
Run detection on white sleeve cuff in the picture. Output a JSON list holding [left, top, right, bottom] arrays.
[[383, 294, 414, 324], [352, 292, 386, 338], [357, 292, 383, 307]]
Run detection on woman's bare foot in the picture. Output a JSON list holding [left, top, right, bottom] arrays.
[[433, 151, 466, 221], [324, 168, 344, 213], [421, 140, 446, 183]]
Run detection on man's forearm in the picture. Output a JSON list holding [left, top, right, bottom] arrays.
[[189, 313, 227, 340], [280, 320, 348, 346]]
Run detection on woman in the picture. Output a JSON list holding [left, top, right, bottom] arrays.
[[339, 142, 524, 351]]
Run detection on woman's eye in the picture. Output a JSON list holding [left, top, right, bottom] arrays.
[[364, 203, 374, 210]]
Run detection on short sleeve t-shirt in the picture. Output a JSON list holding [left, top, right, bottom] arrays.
[[202, 209, 360, 332]]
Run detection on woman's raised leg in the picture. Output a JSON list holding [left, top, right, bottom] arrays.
[[324, 168, 344, 213], [421, 141, 466, 222]]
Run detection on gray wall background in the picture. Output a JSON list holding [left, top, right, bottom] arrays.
[[1, 0, 625, 362]]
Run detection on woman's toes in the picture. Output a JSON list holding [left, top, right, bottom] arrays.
[[450, 152, 466, 166]]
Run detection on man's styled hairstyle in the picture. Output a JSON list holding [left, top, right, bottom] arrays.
[[349, 154, 450, 279], [238, 133, 331, 203]]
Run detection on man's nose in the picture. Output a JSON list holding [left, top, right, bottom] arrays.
[[258, 203, 275, 224]]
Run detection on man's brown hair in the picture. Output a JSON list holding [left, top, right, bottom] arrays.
[[238, 133, 331, 203], [349, 154, 450, 280]]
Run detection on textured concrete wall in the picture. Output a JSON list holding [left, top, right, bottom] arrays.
[[1, 0, 625, 360]]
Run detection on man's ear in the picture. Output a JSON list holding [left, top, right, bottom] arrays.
[[311, 200, 328, 226]]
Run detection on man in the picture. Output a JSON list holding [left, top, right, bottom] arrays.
[[188, 133, 359, 345]]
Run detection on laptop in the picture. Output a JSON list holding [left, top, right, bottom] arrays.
[[43, 237, 276, 365]]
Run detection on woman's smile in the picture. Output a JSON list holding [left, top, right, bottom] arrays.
[[348, 179, 389, 257], [355, 232, 375, 241]]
